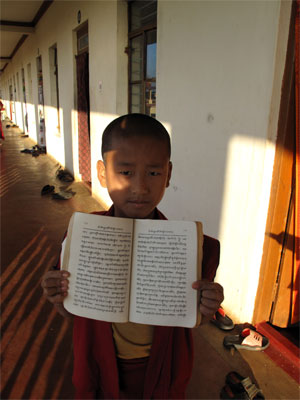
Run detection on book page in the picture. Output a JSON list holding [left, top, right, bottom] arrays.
[[63, 212, 133, 322], [129, 219, 200, 328]]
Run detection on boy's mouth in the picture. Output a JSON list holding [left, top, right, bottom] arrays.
[[127, 200, 149, 208]]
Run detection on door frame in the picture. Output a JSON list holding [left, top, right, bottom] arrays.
[[253, 2, 296, 325]]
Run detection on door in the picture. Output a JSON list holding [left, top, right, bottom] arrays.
[[9, 85, 13, 120], [21, 68, 28, 134], [268, 75, 296, 327], [36, 56, 46, 147], [76, 23, 91, 183]]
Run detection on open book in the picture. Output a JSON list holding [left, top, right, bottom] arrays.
[[63, 212, 203, 328]]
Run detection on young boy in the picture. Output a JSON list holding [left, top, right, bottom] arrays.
[[42, 113, 224, 399]]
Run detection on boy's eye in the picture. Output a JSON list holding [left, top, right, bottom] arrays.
[[120, 171, 132, 176], [149, 171, 161, 176]]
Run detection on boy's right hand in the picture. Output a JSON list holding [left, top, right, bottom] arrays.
[[41, 270, 70, 305]]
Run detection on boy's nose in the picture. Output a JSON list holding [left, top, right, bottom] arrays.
[[131, 174, 149, 195]]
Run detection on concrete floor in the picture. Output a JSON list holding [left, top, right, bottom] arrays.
[[1, 125, 299, 399]]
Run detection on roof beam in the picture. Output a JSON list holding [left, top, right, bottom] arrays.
[[10, 35, 29, 58], [0, 0, 54, 65], [0, 22, 35, 34], [0, 63, 9, 74], [32, 0, 54, 26]]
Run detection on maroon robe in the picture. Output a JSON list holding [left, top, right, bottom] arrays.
[[70, 207, 220, 399]]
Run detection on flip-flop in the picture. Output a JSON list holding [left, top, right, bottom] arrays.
[[52, 191, 73, 200], [41, 185, 55, 195], [223, 328, 269, 351], [211, 307, 234, 330], [221, 371, 265, 399]]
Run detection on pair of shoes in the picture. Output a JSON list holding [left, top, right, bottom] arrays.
[[21, 145, 46, 157], [223, 328, 269, 351], [211, 308, 234, 330], [32, 145, 46, 156], [56, 167, 74, 182], [41, 184, 74, 199], [41, 185, 55, 195], [220, 371, 264, 399]]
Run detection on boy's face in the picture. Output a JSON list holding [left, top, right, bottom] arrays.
[[97, 135, 172, 219]]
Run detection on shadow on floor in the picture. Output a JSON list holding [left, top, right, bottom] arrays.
[[1, 128, 102, 399]]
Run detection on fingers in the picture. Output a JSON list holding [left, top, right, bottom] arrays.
[[192, 280, 224, 318], [41, 270, 70, 304], [192, 280, 222, 292]]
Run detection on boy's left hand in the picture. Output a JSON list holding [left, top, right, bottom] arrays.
[[192, 280, 224, 324]]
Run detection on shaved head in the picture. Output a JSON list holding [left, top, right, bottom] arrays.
[[101, 113, 171, 160]]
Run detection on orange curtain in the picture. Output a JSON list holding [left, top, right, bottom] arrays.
[[292, 0, 300, 325]]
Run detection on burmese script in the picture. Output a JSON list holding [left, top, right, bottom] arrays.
[[63, 212, 203, 327]]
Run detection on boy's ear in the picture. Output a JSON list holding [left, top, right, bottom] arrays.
[[97, 160, 107, 188], [166, 161, 172, 188]]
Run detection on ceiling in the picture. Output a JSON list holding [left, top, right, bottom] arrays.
[[0, 0, 53, 73]]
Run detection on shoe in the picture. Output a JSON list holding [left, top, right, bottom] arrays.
[[56, 167, 74, 182], [52, 191, 73, 200], [211, 308, 234, 330], [223, 328, 269, 351], [41, 185, 55, 195], [220, 371, 264, 399]]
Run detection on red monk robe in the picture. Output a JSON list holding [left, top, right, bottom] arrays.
[[70, 207, 220, 399]]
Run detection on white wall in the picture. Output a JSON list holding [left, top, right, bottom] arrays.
[[88, 0, 128, 203], [156, 0, 291, 322]]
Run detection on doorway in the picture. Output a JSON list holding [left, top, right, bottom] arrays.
[[21, 68, 28, 134], [9, 84, 14, 121], [36, 55, 46, 148], [75, 22, 91, 184]]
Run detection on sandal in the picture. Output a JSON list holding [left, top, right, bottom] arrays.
[[52, 191, 73, 200], [223, 328, 269, 351], [211, 307, 234, 330], [220, 371, 264, 399], [41, 185, 55, 195]]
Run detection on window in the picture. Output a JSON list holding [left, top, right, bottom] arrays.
[[128, 0, 157, 117], [77, 23, 88, 55]]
